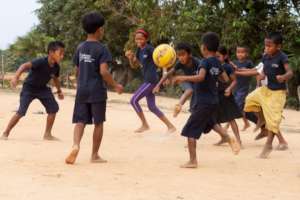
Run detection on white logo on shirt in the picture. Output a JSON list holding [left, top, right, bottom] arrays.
[[272, 64, 279, 68], [209, 67, 220, 75], [79, 53, 95, 63], [143, 54, 148, 59]]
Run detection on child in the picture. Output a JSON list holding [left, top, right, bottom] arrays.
[[125, 29, 176, 133], [244, 32, 293, 158], [153, 42, 201, 117], [65, 12, 123, 164], [215, 46, 243, 146], [231, 46, 254, 131], [1, 41, 65, 140], [173, 32, 240, 168]]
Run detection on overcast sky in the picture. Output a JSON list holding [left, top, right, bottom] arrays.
[[0, 0, 40, 49]]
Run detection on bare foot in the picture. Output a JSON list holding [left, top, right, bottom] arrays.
[[214, 137, 227, 146], [276, 143, 288, 151], [224, 123, 230, 130], [43, 135, 60, 141], [65, 146, 80, 165], [91, 155, 107, 163], [180, 161, 198, 168], [173, 104, 182, 118], [0, 135, 8, 140], [227, 137, 241, 155], [167, 126, 176, 134], [259, 145, 273, 159], [241, 122, 250, 132], [134, 125, 150, 133], [255, 129, 268, 140]]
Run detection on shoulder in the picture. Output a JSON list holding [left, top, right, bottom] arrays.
[[278, 51, 288, 62], [31, 57, 47, 65]]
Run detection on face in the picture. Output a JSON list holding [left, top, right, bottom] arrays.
[[50, 48, 65, 63], [236, 47, 248, 61], [96, 27, 104, 40], [176, 50, 191, 65], [216, 52, 226, 63], [264, 38, 280, 56], [135, 33, 147, 48], [200, 44, 208, 57]]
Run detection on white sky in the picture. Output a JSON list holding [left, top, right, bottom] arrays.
[[0, 0, 40, 49]]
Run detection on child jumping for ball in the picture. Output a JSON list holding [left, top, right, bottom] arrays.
[[173, 32, 240, 168], [1, 41, 65, 140], [65, 12, 124, 164], [153, 42, 201, 117], [125, 29, 176, 133], [243, 32, 293, 158]]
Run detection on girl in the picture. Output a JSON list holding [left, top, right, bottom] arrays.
[[125, 29, 176, 133]]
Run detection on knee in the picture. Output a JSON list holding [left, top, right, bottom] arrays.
[[148, 104, 158, 113]]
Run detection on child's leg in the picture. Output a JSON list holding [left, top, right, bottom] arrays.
[[275, 131, 288, 150], [259, 131, 275, 159], [213, 124, 240, 154], [181, 138, 198, 168], [174, 89, 193, 117], [229, 120, 242, 146], [146, 91, 176, 133], [241, 112, 250, 131], [65, 123, 85, 164], [91, 123, 107, 163], [1, 113, 23, 139], [43, 113, 59, 140]]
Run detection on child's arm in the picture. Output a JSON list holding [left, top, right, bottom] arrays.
[[100, 63, 123, 94], [276, 63, 293, 83], [52, 77, 64, 100], [153, 68, 176, 93], [10, 62, 32, 88], [219, 71, 229, 83], [173, 68, 206, 84], [125, 50, 140, 69], [235, 68, 259, 77], [224, 73, 237, 96]]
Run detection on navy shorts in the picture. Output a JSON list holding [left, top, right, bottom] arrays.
[[180, 82, 193, 91], [234, 90, 249, 111], [181, 104, 217, 140], [72, 101, 106, 125], [17, 87, 59, 116]]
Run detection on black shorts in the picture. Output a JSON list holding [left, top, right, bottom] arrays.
[[181, 104, 217, 140], [17, 87, 59, 116], [217, 93, 242, 123], [72, 101, 106, 125]]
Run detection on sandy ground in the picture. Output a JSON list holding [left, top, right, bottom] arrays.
[[0, 88, 299, 200]]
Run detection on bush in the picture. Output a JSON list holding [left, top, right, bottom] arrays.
[[285, 96, 299, 110]]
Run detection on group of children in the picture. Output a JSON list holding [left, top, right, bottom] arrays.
[[1, 11, 293, 168]]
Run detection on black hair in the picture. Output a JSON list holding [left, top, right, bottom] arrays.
[[217, 45, 229, 63], [175, 42, 192, 54], [82, 11, 105, 34], [201, 32, 219, 52], [236, 45, 249, 52], [47, 41, 65, 53], [266, 32, 283, 45]]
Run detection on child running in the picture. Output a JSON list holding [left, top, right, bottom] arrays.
[[1, 41, 65, 140], [173, 32, 240, 168], [125, 29, 176, 133], [243, 32, 293, 158], [153, 42, 201, 117], [65, 12, 123, 164], [214, 46, 243, 146]]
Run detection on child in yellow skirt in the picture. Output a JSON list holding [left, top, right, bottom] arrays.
[[244, 32, 293, 158]]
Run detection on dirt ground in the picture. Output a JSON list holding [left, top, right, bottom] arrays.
[[0, 88, 299, 200]]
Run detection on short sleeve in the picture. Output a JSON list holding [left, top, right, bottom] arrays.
[[31, 58, 44, 70], [199, 59, 209, 72], [98, 46, 112, 65], [280, 53, 289, 64], [174, 61, 181, 71], [73, 48, 79, 67]]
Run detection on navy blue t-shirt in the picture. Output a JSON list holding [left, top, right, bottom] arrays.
[[136, 44, 158, 84], [23, 57, 60, 90], [174, 56, 201, 76], [194, 57, 223, 105], [262, 51, 288, 90], [234, 59, 253, 92], [73, 41, 112, 103], [218, 63, 234, 92]]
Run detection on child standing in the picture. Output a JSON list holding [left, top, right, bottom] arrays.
[[1, 41, 65, 140], [125, 29, 176, 133], [65, 12, 123, 164], [244, 32, 293, 158], [173, 32, 240, 168], [153, 42, 201, 117]]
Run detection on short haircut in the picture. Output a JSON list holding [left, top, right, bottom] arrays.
[[217, 45, 228, 56], [47, 41, 65, 53], [266, 32, 283, 45], [236, 45, 249, 52], [201, 32, 219, 52], [82, 11, 105, 34], [175, 42, 192, 54]]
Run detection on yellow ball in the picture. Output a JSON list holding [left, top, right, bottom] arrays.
[[152, 44, 176, 69]]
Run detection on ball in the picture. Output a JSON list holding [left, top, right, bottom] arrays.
[[152, 44, 176, 68]]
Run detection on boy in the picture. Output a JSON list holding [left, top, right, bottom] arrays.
[[173, 32, 240, 168], [244, 32, 293, 158], [1, 41, 65, 140], [231, 46, 254, 131], [153, 42, 201, 116], [65, 12, 123, 164]]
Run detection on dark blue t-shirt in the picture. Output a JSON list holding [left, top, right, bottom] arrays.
[[174, 56, 201, 76], [234, 59, 253, 92], [262, 51, 288, 90], [218, 63, 234, 92], [136, 44, 158, 84], [23, 57, 60, 90], [194, 57, 223, 105], [73, 41, 112, 103]]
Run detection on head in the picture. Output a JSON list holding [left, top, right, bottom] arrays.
[[200, 32, 219, 57], [82, 11, 105, 40], [175, 42, 192, 65], [264, 32, 282, 56], [47, 41, 65, 63], [236, 46, 249, 61], [135, 29, 149, 48], [216, 46, 229, 64]]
